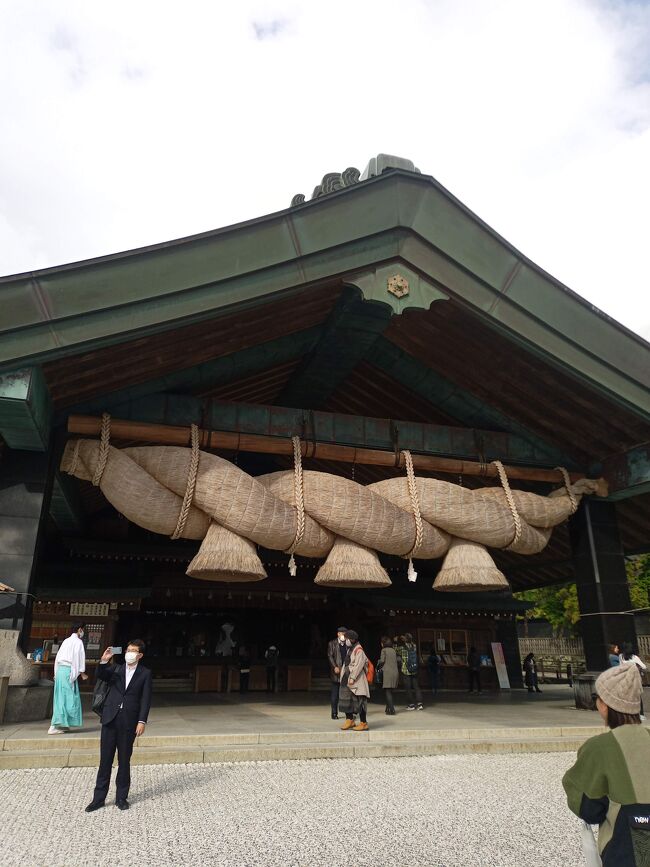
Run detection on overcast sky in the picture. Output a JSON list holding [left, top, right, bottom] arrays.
[[1, 0, 649, 340]]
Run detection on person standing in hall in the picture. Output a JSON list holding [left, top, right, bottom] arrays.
[[339, 630, 371, 731], [467, 646, 482, 695], [239, 646, 251, 694], [48, 624, 88, 734], [397, 633, 424, 711], [377, 636, 399, 715], [85, 640, 152, 812], [427, 649, 442, 697], [523, 652, 542, 693], [327, 626, 348, 720], [608, 643, 621, 667], [265, 644, 279, 692]]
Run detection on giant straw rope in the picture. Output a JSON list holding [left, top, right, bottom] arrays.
[[60, 416, 600, 591]]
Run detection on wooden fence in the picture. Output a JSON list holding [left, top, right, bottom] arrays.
[[518, 638, 584, 658], [518, 636, 650, 684]]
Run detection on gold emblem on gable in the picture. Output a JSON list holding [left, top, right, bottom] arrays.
[[387, 274, 410, 299]]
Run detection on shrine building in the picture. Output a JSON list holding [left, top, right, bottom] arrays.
[[1, 153, 648, 695]]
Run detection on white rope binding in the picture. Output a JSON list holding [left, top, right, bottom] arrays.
[[492, 460, 523, 550], [555, 466, 578, 514], [285, 436, 306, 576], [91, 412, 111, 487], [171, 424, 200, 540], [402, 450, 424, 582]]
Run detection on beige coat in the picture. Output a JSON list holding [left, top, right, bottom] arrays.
[[341, 644, 370, 698]]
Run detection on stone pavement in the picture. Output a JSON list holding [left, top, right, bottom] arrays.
[[0, 753, 587, 867], [1, 684, 599, 739]]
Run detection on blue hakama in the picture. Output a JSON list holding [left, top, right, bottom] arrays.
[[51, 664, 83, 728]]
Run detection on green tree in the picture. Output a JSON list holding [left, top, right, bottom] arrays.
[[515, 554, 650, 636], [627, 553, 650, 611]]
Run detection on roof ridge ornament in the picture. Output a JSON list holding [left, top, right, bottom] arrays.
[[290, 153, 420, 207], [291, 167, 360, 207]]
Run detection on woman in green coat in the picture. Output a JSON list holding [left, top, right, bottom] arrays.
[[562, 662, 649, 866]]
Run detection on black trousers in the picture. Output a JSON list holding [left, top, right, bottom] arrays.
[[266, 667, 277, 692], [93, 711, 137, 803], [330, 681, 340, 714], [383, 688, 395, 713], [402, 674, 422, 705], [469, 669, 482, 692], [240, 672, 250, 693]]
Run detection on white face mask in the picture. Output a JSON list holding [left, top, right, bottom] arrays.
[[125, 651, 139, 665], [345, 639, 352, 647]]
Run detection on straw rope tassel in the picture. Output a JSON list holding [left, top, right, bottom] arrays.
[[91, 413, 111, 487], [492, 460, 523, 550], [402, 450, 424, 582], [171, 424, 200, 540], [555, 466, 578, 513], [285, 436, 306, 576]]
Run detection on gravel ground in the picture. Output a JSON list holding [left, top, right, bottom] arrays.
[[0, 754, 587, 867]]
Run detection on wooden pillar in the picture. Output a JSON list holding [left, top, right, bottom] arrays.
[[0, 450, 49, 642], [569, 499, 637, 671]]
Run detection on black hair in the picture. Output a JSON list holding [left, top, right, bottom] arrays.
[[381, 636, 393, 648], [72, 624, 86, 633], [620, 642, 635, 661], [607, 706, 641, 729], [127, 638, 145, 654]]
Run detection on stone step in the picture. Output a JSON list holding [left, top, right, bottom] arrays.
[[0, 735, 590, 769], [0, 724, 601, 753]]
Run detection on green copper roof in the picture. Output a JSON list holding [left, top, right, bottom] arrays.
[[1, 166, 648, 418]]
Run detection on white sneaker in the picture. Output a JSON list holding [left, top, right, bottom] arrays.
[[641, 714, 646, 722], [48, 726, 64, 734]]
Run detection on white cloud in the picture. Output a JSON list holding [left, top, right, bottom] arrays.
[[0, 0, 648, 340]]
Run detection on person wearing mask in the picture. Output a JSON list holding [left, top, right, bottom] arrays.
[[339, 630, 370, 731], [523, 652, 542, 693], [264, 645, 279, 693], [48, 624, 88, 734], [619, 643, 647, 721], [85, 640, 152, 812], [562, 663, 649, 867], [427, 650, 442, 697], [396, 633, 424, 710], [377, 636, 399, 715], [327, 626, 348, 720], [467, 646, 482, 695]]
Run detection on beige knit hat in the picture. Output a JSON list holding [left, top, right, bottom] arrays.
[[595, 662, 643, 715]]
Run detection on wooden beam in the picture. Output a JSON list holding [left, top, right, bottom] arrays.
[[66, 395, 577, 469], [67, 413, 607, 490], [600, 442, 650, 500]]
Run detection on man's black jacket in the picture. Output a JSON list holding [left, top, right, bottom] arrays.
[[96, 662, 152, 727]]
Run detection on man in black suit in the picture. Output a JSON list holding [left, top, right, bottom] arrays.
[[85, 639, 152, 812], [327, 626, 348, 720]]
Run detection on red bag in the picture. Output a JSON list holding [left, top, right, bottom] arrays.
[[366, 659, 375, 685]]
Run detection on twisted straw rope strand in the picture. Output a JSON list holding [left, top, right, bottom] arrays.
[[555, 466, 578, 514], [492, 460, 523, 550], [285, 436, 306, 556], [402, 450, 424, 558], [171, 423, 201, 540], [91, 412, 111, 487]]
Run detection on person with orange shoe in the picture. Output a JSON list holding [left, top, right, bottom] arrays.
[[338, 630, 370, 732]]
